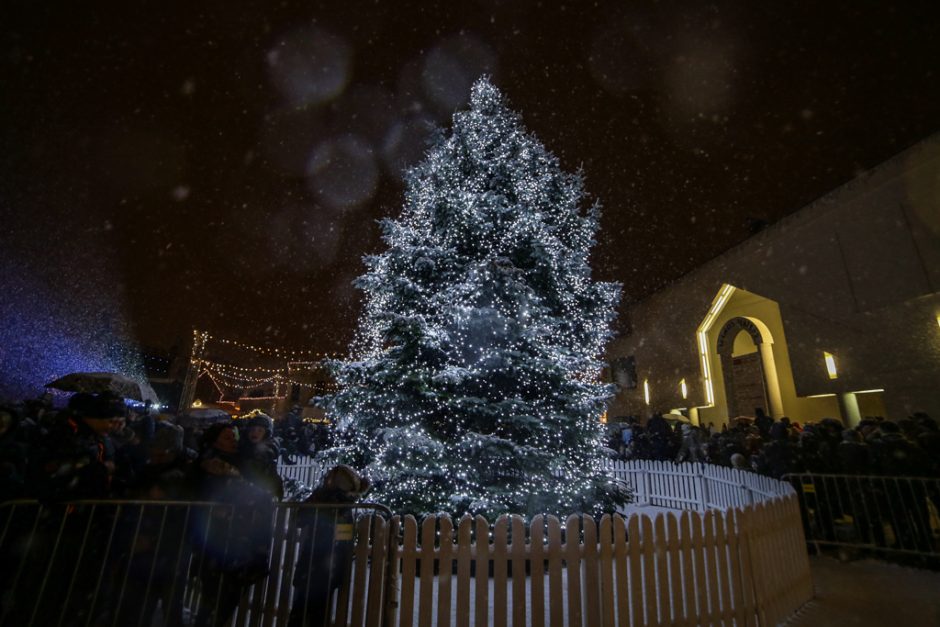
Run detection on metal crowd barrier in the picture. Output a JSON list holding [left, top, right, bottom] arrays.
[[0, 500, 391, 627], [782, 473, 940, 561]]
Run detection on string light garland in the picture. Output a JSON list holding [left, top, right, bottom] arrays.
[[200, 362, 338, 391], [200, 332, 341, 360]]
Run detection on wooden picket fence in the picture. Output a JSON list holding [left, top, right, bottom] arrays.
[[265, 460, 812, 625], [382, 494, 812, 627]]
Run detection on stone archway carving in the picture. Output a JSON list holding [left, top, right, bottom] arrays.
[[717, 317, 763, 356], [716, 317, 775, 419]]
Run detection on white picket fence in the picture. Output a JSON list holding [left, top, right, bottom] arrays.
[[277, 458, 792, 514], [278, 457, 324, 487], [607, 460, 792, 512]]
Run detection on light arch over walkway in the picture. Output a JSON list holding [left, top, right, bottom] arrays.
[[695, 284, 788, 421]]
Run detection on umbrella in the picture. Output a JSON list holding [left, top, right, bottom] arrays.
[[664, 412, 691, 423], [46, 372, 160, 403], [178, 408, 231, 428]]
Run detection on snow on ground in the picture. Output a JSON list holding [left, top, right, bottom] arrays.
[[618, 503, 677, 518], [786, 556, 940, 627]]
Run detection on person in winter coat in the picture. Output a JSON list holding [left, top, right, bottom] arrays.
[[289, 465, 371, 627], [190, 423, 276, 627], [239, 412, 284, 500], [753, 422, 800, 479], [31, 392, 125, 501], [7, 393, 126, 626], [0, 405, 28, 501], [109, 425, 193, 627]]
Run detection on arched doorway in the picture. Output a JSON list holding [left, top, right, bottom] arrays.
[[716, 317, 784, 419]]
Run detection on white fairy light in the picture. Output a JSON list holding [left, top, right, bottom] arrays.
[[319, 77, 628, 520]]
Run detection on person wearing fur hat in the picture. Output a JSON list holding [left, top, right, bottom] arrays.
[[239, 412, 283, 500], [289, 465, 371, 627]]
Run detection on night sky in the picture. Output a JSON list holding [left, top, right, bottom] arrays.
[[2, 1, 939, 394]]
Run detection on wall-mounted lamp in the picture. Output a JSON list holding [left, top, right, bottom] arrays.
[[680, 378, 688, 400], [824, 351, 838, 379], [643, 379, 651, 405]]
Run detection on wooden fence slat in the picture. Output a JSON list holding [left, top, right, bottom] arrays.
[[712, 512, 732, 625], [547, 516, 564, 627], [690, 511, 708, 624], [609, 516, 627, 627], [343, 515, 372, 627], [750, 502, 770, 626], [678, 511, 695, 626], [653, 515, 670, 626], [735, 507, 758, 627], [384, 516, 402, 627], [511, 516, 527, 627], [627, 515, 643, 627], [456, 516, 472, 627], [530, 515, 546, 627], [703, 511, 721, 626], [437, 517, 454, 627], [366, 515, 390, 627], [583, 514, 601, 627], [639, 515, 656, 626], [780, 499, 800, 614], [399, 515, 418, 627], [418, 517, 436, 627], [665, 513, 686, 627], [724, 509, 749, 627], [474, 516, 489, 627], [565, 515, 583, 627], [598, 515, 615, 627], [493, 515, 509, 627]]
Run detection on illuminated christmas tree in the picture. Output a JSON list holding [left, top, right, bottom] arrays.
[[322, 77, 629, 518]]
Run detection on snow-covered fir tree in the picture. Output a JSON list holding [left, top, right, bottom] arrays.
[[321, 77, 629, 519]]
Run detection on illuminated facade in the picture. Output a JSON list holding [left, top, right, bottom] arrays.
[[608, 134, 940, 425]]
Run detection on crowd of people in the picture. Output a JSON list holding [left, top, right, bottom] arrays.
[[609, 409, 940, 479], [0, 396, 334, 504], [2, 390, 939, 622], [0, 393, 362, 627]]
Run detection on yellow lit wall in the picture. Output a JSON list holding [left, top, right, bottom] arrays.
[[856, 391, 888, 420], [695, 287, 842, 425], [606, 134, 940, 423]]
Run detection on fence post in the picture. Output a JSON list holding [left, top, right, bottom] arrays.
[[698, 471, 709, 511], [743, 485, 754, 506], [642, 469, 651, 506]]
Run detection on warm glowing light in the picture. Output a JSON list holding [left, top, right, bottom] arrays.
[[643, 379, 650, 405], [824, 351, 838, 379], [192, 399, 203, 408], [696, 284, 736, 406], [680, 378, 688, 399]]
